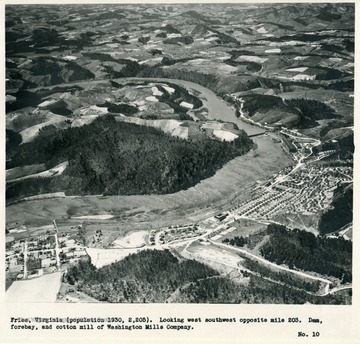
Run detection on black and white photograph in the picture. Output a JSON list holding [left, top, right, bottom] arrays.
[[2, 2, 358, 341]]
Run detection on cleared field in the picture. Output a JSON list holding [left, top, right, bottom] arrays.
[[114, 77, 264, 135], [265, 48, 281, 53], [86, 247, 141, 268], [213, 129, 238, 142], [181, 242, 247, 285], [115, 117, 187, 139], [7, 161, 68, 183], [344, 228, 353, 240], [6, 272, 62, 303], [274, 213, 319, 234], [19, 115, 68, 143], [186, 241, 243, 268], [72, 215, 114, 220], [6, 164, 46, 181], [286, 67, 308, 72], [235, 55, 268, 63], [222, 219, 266, 239], [6, 135, 294, 229], [113, 230, 147, 248]]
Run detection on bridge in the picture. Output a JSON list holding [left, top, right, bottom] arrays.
[[248, 130, 266, 138]]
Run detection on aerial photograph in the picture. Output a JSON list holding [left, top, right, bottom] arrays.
[[5, 3, 354, 304]]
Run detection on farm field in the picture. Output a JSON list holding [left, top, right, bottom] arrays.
[[185, 241, 243, 269], [6, 272, 62, 303], [112, 230, 147, 248], [5, 3, 353, 306], [86, 248, 143, 268]]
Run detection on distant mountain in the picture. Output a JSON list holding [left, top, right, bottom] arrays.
[[8, 56, 95, 89], [238, 3, 354, 31], [182, 10, 221, 25]]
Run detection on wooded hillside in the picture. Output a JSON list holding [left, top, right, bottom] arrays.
[[7, 115, 253, 199]]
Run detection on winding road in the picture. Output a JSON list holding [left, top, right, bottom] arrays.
[[9, 76, 351, 299], [209, 240, 332, 292]]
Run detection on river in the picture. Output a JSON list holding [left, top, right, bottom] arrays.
[[114, 77, 264, 136], [7, 77, 293, 226], [27, 75, 264, 136]]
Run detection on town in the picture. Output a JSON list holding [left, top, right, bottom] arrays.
[[6, 221, 87, 283], [5, 124, 353, 291]]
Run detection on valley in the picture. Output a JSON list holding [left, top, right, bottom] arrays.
[[5, 3, 353, 304]]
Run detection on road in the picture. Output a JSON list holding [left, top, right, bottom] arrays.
[[9, 76, 351, 299], [209, 240, 332, 286], [159, 221, 339, 296], [279, 129, 322, 174], [164, 228, 337, 296], [328, 286, 352, 295]]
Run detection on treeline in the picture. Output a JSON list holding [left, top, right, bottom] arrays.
[[82, 53, 145, 78], [176, 274, 348, 304], [321, 132, 354, 158], [240, 94, 341, 129], [223, 236, 248, 247], [260, 224, 352, 283], [139, 67, 219, 91], [25, 56, 95, 85], [269, 33, 333, 43], [319, 120, 350, 138], [286, 98, 338, 120], [157, 82, 202, 111], [315, 67, 347, 81], [163, 36, 194, 45], [282, 79, 354, 93], [64, 249, 349, 304], [116, 79, 203, 115], [242, 94, 286, 117], [6, 28, 66, 54], [242, 259, 321, 293], [222, 231, 265, 250], [223, 59, 261, 72], [96, 102, 138, 115], [6, 115, 253, 199], [224, 49, 261, 72], [6, 90, 42, 112], [241, 94, 295, 117], [138, 67, 261, 95], [6, 129, 22, 156], [64, 249, 219, 302], [318, 184, 352, 236]]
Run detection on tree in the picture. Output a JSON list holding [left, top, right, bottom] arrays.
[[252, 143, 259, 157]]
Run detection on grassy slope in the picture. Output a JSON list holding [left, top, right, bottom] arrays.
[[6, 135, 293, 227]]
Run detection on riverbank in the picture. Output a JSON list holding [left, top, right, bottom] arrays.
[[6, 135, 293, 228], [7, 78, 293, 227], [114, 77, 264, 136]]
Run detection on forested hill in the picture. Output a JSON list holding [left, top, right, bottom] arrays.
[[6, 115, 253, 199], [318, 184, 353, 236], [260, 224, 352, 283], [65, 250, 219, 303], [64, 249, 349, 304]]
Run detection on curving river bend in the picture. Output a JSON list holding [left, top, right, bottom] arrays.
[[7, 78, 292, 226], [114, 77, 264, 136]]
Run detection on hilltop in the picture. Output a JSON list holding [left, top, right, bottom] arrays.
[[6, 115, 253, 201]]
